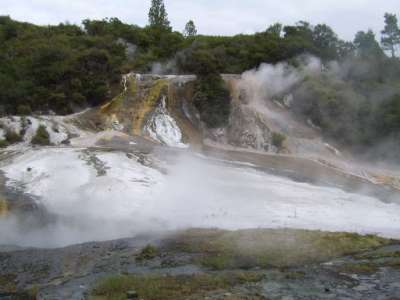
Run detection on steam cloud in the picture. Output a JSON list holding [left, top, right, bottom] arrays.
[[1, 149, 399, 249]]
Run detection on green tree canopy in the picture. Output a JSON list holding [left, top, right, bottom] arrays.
[[184, 20, 197, 37], [312, 24, 339, 60], [148, 0, 170, 30], [354, 30, 383, 58], [381, 13, 400, 58]]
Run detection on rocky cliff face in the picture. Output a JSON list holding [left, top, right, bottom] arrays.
[[77, 73, 340, 159]]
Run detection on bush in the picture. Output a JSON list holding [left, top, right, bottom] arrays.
[[5, 130, 22, 144], [193, 74, 231, 128], [16, 104, 32, 116], [136, 244, 158, 261], [31, 125, 50, 145], [272, 132, 286, 149], [0, 140, 9, 148]]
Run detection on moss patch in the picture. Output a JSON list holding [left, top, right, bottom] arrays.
[[128, 77, 137, 96], [0, 198, 8, 216], [100, 93, 125, 114], [336, 255, 400, 274], [0, 139, 9, 148], [91, 271, 263, 300], [338, 263, 379, 274], [355, 250, 400, 260], [165, 229, 391, 270], [0, 273, 17, 292]]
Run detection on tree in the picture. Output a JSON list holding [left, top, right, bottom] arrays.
[[148, 0, 170, 30], [184, 20, 197, 37], [381, 13, 400, 58], [354, 30, 383, 58], [193, 74, 231, 128], [312, 24, 339, 60], [266, 23, 282, 37]]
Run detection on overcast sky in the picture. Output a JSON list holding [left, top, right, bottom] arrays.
[[1, 0, 398, 40]]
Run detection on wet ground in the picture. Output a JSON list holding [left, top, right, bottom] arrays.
[[1, 137, 400, 299], [0, 230, 400, 299], [96, 135, 400, 203]]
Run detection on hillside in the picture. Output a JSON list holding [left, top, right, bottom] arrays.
[[1, 3, 400, 300]]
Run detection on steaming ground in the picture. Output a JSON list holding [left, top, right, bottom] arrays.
[[1, 146, 400, 248]]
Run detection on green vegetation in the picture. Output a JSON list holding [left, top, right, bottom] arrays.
[[336, 250, 400, 275], [136, 244, 158, 261], [291, 64, 400, 158], [167, 229, 390, 270], [0, 16, 125, 115], [148, 0, 170, 30], [31, 125, 50, 145], [193, 74, 231, 128], [0, 2, 400, 158], [0, 140, 8, 148], [381, 13, 400, 58], [338, 262, 379, 274], [5, 130, 22, 144], [91, 271, 263, 300], [183, 20, 197, 38], [0, 198, 8, 216], [0, 273, 17, 292], [272, 132, 286, 150], [0, 129, 22, 147], [355, 250, 400, 260]]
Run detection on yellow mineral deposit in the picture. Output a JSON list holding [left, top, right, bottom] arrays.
[[132, 79, 168, 135], [0, 198, 8, 217]]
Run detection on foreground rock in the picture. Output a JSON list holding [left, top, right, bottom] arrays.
[[1, 228, 400, 299]]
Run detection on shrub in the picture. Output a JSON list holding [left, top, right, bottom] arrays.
[[0, 140, 9, 148], [5, 130, 22, 144], [272, 132, 286, 149], [31, 125, 50, 145], [193, 74, 231, 128], [16, 104, 32, 116], [136, 244, 158, 261]]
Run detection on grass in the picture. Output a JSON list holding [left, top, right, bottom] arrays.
[[337, 255, 400, 275], [165, 228, 391, 270], [91, 271, 264, 300], [338, 262, 379, 274], [0, 273, 17, 292], [354, 250, 400, 260]]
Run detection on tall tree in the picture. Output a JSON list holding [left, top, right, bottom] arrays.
[[148, 0, 170, 30], [312, 24, 339, 60], [184, 20, 197, 37], [266, 23, 282, 37], [381, 13, 400, 58], [354, 30, 383, 58]]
